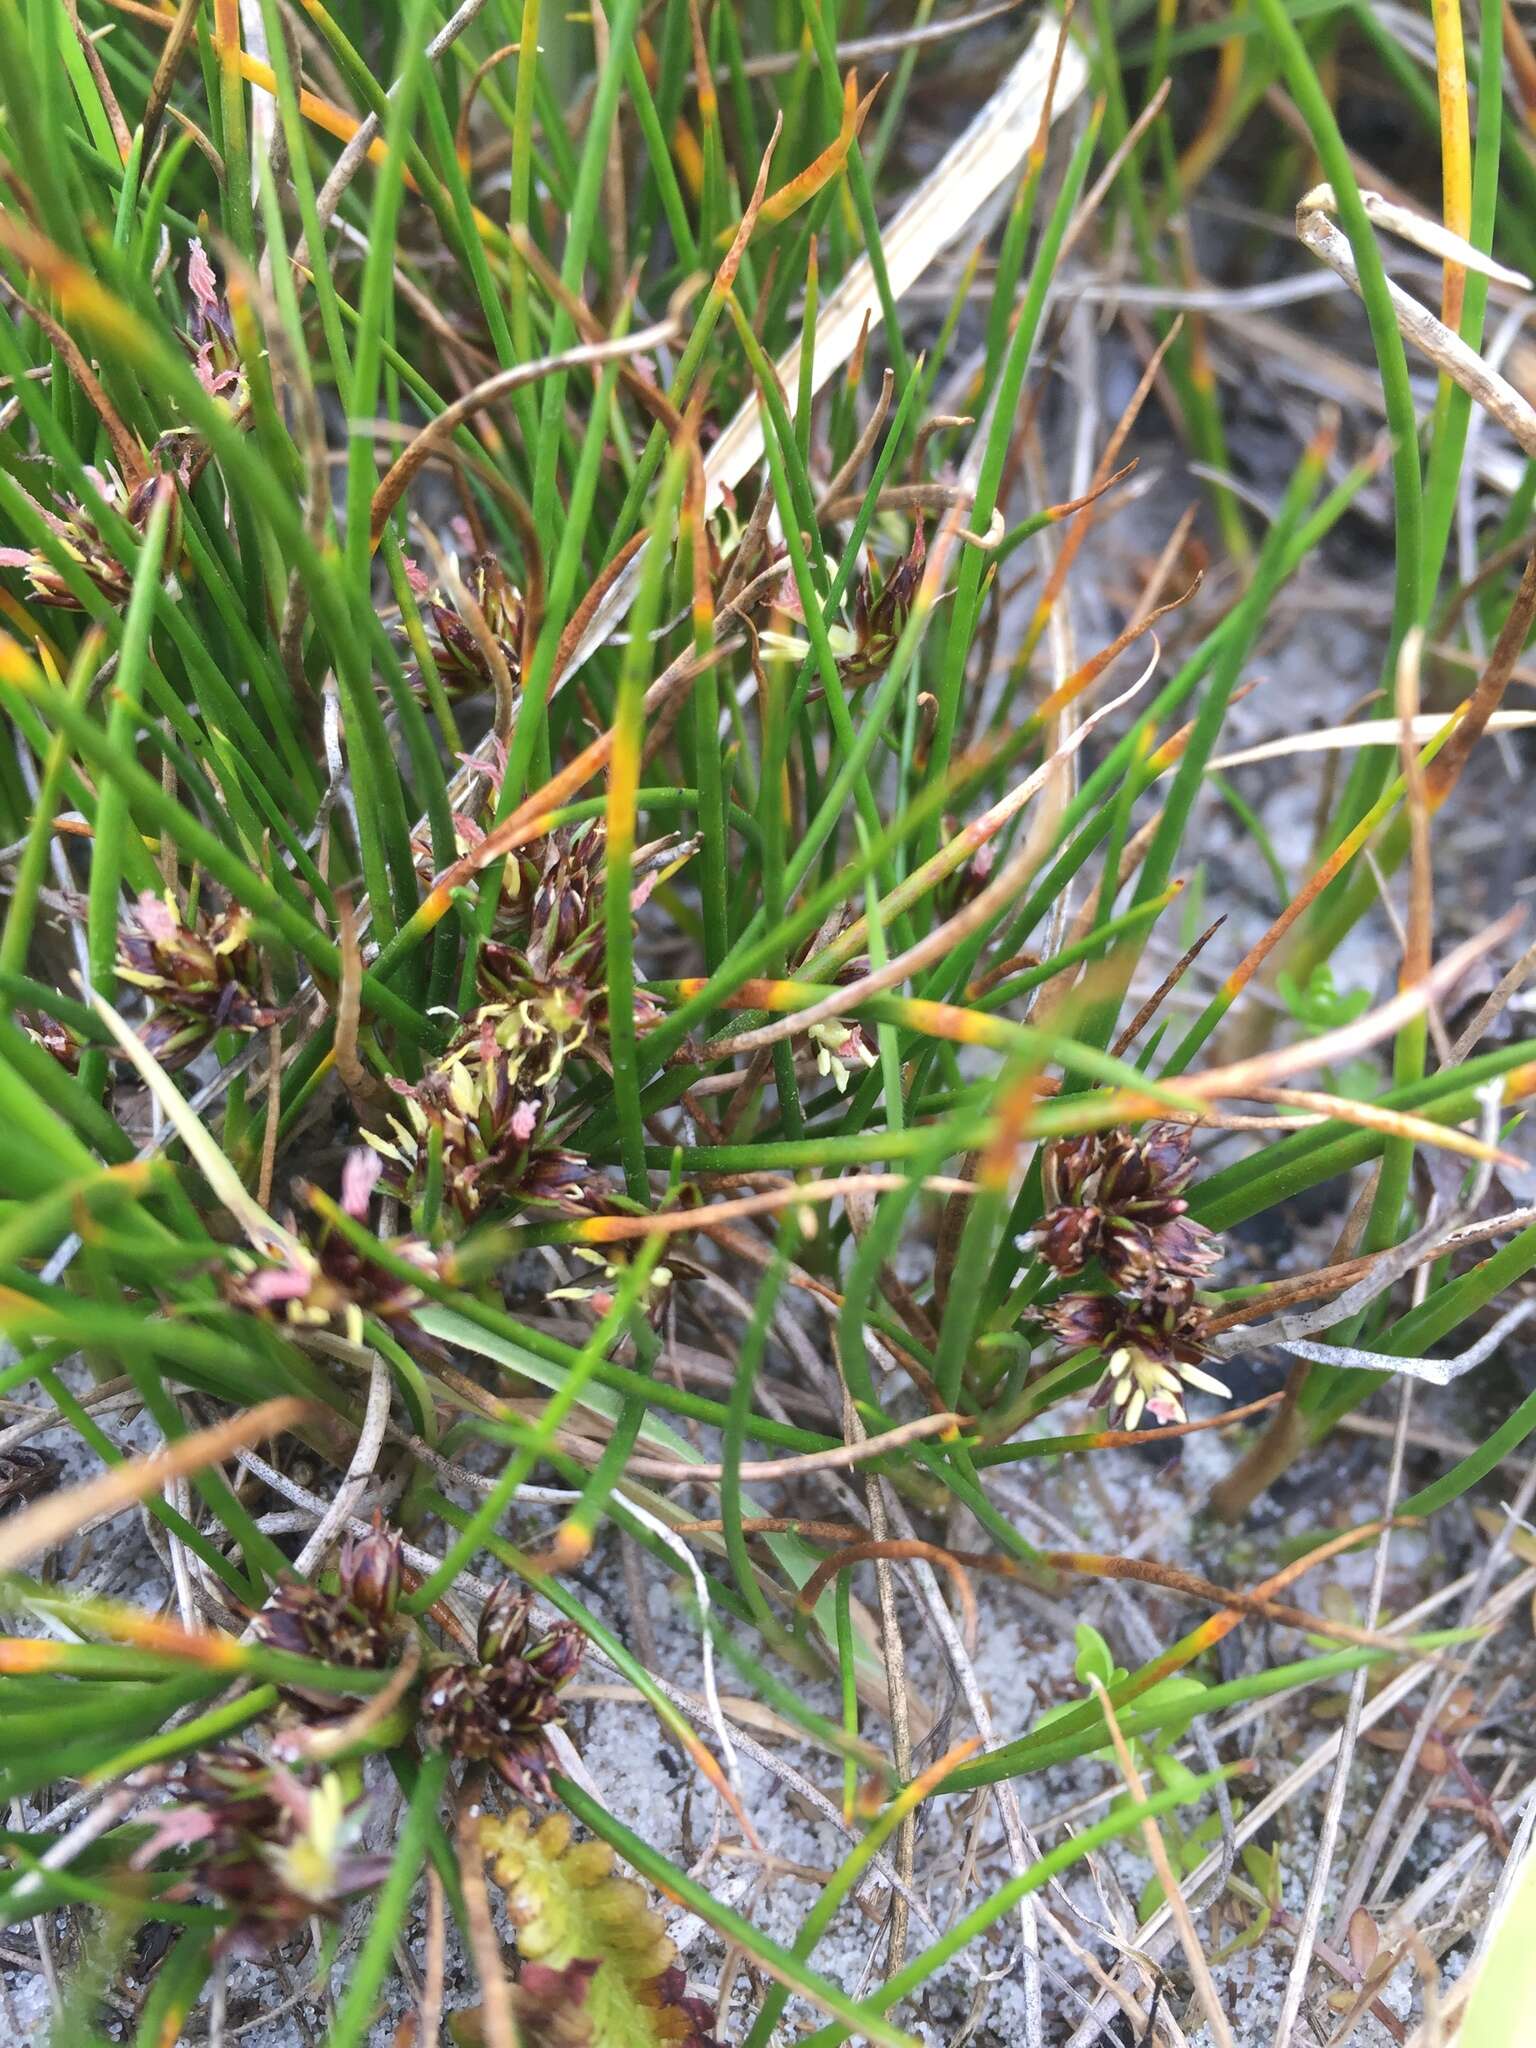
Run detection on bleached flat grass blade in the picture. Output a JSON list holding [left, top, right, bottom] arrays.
[[558, 14, 1088, 689]]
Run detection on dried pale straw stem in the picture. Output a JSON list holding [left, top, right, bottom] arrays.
[[291, 1355, 391, 1579], [622, 1409, 965, 1485], [1295, 191, 1536, 455], [1338, 1455, 1536, 1929], [1206, 1202, 1536, 1338], [0, 1396, 311, 1575], [1045, 1555, 1510, 1840], [1206, 709, 1536, 772], [1272, 1373, 1413, 2045], [1262, 1298, 1536, 1390], [1062, 1563, 1536, 2048], [1091, 1679, 1237, 2048], [610, 1490, 751, 1833]]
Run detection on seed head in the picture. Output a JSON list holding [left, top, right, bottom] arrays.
[[0, 465, 180, 610], [185, 239, 248, 410], [252, 1521, 403, 1692], [421, 1582, 583, 1799]]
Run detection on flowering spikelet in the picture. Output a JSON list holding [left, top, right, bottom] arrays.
[[115, 891, 280, 1069], [1035, 1124, 1218, 1288], [17, 1011, 82, 1073], [421, 1581, 583, 1798], [805, 1016, 878, 1094], [404, 550, 525, 696], [395, 791, 701, 1242], [381, 820, 694, 1225], [1031, 1123, 1229, 1431], [411, 734, 694, 961], [548, 1240, 675, 1324], [0, 245, 245, 612], [480, 817, 697, 1010], [366, 996, 590, 1223], [133, 1748, 390, 1959], [0, 463, 180, 610], [252, 1521, 403, 1699], [184, 238, 248, 410], [1046, 1281, 1229, 1431], [838, 523, 925, 687], [518, 817, 610, 984], [223, 1149, 444, 1347]]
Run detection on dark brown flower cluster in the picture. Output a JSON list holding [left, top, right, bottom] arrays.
[[482, 814, 695, 1010], [222, 1149, 444, 1348], [422, 1581, 583, 1799], [253, 1521, 403, 1704], [133, 1748, 390, 1959], [405, 549, 525, 696], [1035, 1126, 1228, 1431], [115, 890, 281, 1070], [1037, 1124, 1218, 1288]]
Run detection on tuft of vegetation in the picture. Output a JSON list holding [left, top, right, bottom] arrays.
[[3, 1, 1536, 2041]]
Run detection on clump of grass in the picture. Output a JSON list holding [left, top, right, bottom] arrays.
[[3, 2, 1536, 2043]]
